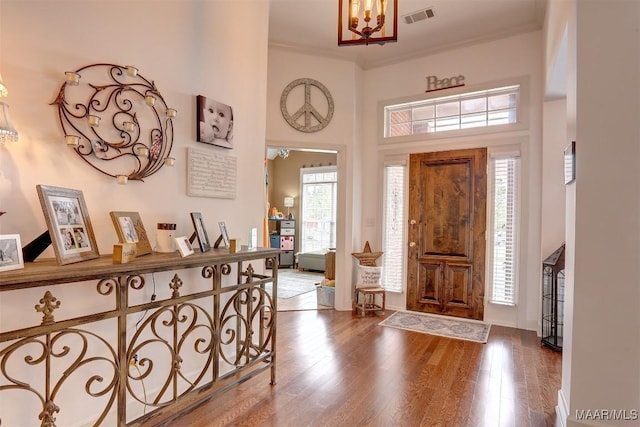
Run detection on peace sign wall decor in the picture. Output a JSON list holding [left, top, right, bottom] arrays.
[[280, 78, 334, 133]]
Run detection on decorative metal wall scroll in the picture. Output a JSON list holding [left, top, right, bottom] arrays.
[[51, 63, 177, 183], [280, 78, 334, 133]]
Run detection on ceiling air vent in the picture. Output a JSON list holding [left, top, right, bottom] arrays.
[[402, 7, 435, 25]]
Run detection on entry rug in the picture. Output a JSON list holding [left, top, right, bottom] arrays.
[[379, 311, 491, 343], [265, 270, 322, 299]]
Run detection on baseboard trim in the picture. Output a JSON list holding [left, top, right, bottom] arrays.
[[556, 389, 569, 427]]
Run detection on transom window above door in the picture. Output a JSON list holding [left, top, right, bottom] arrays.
[[384, 85, 520, 137]]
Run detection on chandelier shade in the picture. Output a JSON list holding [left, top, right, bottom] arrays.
[[0, 73, 8, 98], [0, 102, 18, 144], [338, 0, 398, 46]]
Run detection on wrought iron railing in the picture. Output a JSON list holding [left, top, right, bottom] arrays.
[[0, 249, 279, 426]]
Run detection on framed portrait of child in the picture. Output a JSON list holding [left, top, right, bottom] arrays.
[[196, 95, 234, 149]]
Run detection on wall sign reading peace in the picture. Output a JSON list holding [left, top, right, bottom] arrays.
[[280, 78, 334, 132]]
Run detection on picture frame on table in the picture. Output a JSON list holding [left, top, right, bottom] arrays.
[[36, 185, 100, 265], [216, 221, 230, 248], [109, 211, 152, 256], [0, 234, 24, 272], [174, 236, 194, 257], [190, 212, 211, 252]]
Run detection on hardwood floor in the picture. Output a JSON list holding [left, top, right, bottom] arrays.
[[276, 270, 331, 311], [164, 310, 562, 427]]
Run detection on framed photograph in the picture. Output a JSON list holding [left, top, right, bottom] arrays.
[[174, 236, 194, 257], [217, 221, 230, 248], [110, 211, 152, 256], [564, 141, 576, 185], [190, 212, 211, 252], [36, 185, 100, 265], [196, 95, 234, 149], [0, 234, 24, 272]]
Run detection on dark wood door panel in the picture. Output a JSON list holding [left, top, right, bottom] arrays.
[[443, 262, 472, 307], [413, 261, 442, 307], [407, 148, 487, 320], [421, 161, 471, 257]]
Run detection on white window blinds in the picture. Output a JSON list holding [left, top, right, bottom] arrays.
[[300, 166, 337, 253], [382, 163, 406, 292], [490, 156, 520, 305]]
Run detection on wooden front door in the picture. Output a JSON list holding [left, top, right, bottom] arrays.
[[407, 148, 487, 320]]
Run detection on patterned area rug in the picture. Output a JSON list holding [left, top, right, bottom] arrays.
[[266, 269, 323, 299], [379, 311, 491, 343]]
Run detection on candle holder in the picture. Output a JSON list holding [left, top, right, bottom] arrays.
[[123, 121, 136, 132], [136, 146, 149, 158], [125, 66, 138, 77], [65, 71, 81, 85], [51, 63, 176, 184], [88, 115, 100, 127], [65, 135, 80, 146]]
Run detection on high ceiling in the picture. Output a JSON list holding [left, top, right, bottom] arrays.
[[269, 0, 547, 69]]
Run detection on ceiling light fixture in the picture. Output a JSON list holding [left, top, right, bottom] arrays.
[[278, 148, 290, 159], [338, 0, 398, 46]]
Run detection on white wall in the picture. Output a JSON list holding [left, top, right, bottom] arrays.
[[1, 1, 269, 252], [360, 31, 544, 330], [541, 99, 567, 260], [266, 48, 363, 311], [559, 1, 640, 425], [0, 1, 269, 425]]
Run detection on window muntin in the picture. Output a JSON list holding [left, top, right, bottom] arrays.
[[300, 166, 337, 253], [384, 85, 519, 137]]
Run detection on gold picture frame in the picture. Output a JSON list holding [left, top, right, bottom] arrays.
[[36, 184, 100, 265], [109, 211, 152, 256]]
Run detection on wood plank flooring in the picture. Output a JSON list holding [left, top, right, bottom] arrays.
[[162, 310, 562, 427]]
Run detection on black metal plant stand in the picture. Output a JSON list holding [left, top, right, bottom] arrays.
[[541, 244, 565, 352]]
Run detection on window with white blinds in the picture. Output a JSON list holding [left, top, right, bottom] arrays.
[[300, 166, 337, 253], [381, 163, 406, 292], [489, 155, 520, 305]]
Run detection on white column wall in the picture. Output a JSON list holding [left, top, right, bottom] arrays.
[[541, 99, 567, 262], [559, 1, 640, 425]]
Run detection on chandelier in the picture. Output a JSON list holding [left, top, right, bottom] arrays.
[[0, 72, 18, 144], [338, 0, 398, 46]]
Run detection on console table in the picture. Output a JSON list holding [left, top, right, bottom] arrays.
[[0, 247, 280, 426]]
